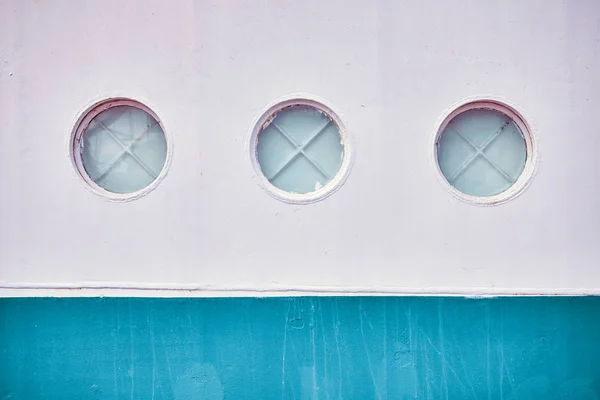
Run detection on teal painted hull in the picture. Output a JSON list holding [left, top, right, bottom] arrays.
[[1, 297, 599, 399]]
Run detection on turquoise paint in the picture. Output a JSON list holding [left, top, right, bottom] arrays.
[[1, 297, 599, 399]]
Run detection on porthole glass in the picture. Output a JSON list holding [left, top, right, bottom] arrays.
[[435, 101, 534, 202], [257, 105, 343, 194], [72, 99, 169, 199], [250, 97, 352, 204]]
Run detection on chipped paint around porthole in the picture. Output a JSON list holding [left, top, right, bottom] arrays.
[[249, 96, 353, 204], [70, 98, 172, 201], [433, 98, 537, 206]]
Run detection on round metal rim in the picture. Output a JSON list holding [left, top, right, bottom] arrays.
[[433, 98, 537, 206], [70, 97, 172, 202], [248, 95, 353, 204]]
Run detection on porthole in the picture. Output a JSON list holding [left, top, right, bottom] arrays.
[[71, 98, 170, 201], [434, 99, 536, 205], [249, 96, 353, 204]]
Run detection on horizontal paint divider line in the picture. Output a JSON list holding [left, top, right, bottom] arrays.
[[0, 281, 599, 297]]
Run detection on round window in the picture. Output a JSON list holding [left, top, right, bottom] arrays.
[[71, 98, 170, 200], [249, 97, 352, 204], [434, 100, 535, 205]]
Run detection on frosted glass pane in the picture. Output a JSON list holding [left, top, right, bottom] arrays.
[[257, 105, 343, 194], [437, 108, 526, 197], [81, 106, 167, 194]]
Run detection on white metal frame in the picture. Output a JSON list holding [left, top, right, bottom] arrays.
[[70, 97, 173, 202], [432, 97, 538, 206], [248, 94, 354, 204]]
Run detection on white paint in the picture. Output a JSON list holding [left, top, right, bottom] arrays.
[[1, 282, 599, 298], [1, 0, 599, 297]]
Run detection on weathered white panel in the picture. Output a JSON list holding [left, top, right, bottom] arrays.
[[0, 0, 599, 296]]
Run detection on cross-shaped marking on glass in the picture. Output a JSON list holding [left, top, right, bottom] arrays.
[[446, 120, 517, 185], [87, 110, 159, 182], [266, 119, 333, 182]]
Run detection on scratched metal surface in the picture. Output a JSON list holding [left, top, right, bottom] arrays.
[[1, 297, 599, 399]]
